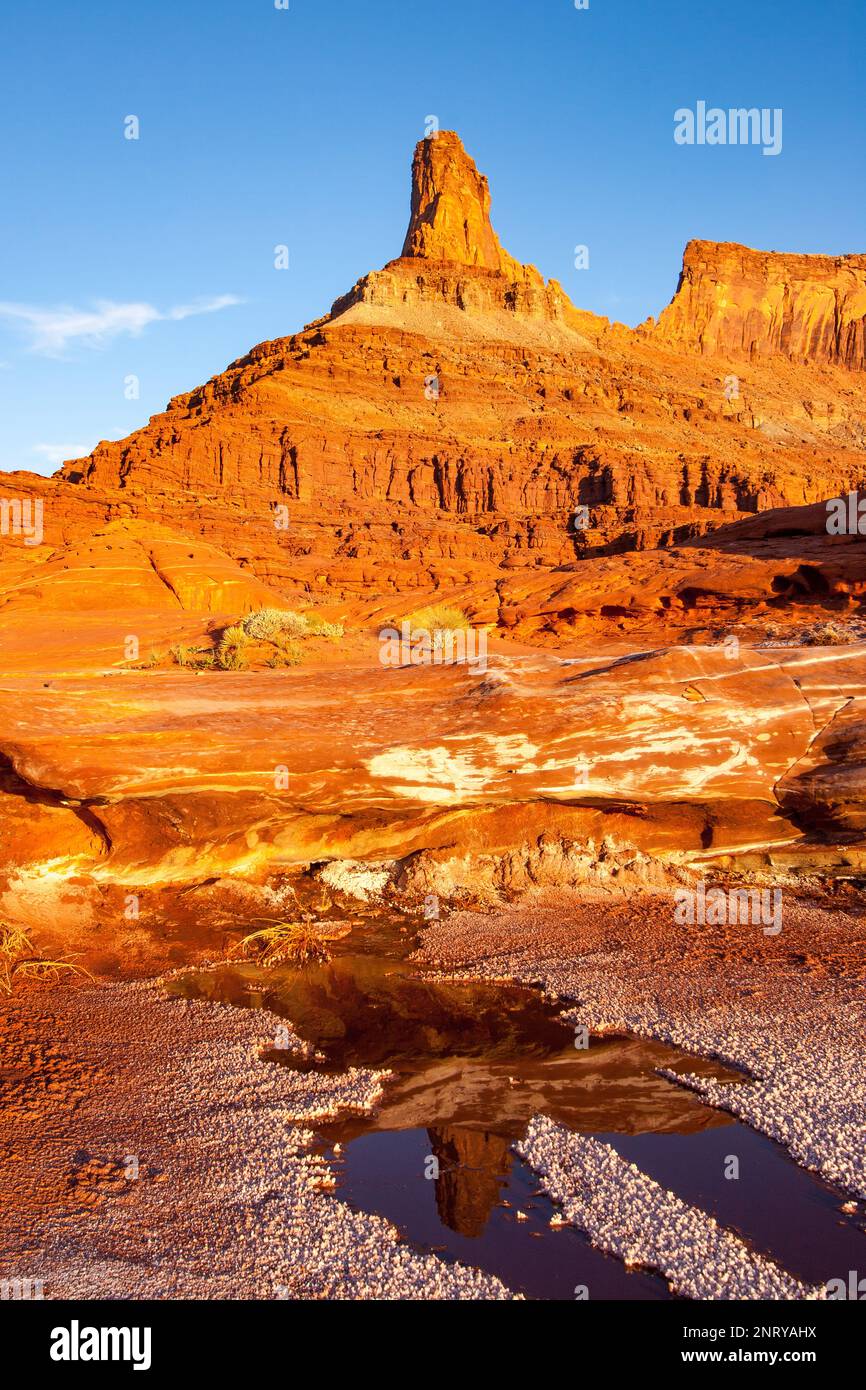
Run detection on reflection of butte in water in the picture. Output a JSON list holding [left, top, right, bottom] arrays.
[[427, 1127, 512, 1238]]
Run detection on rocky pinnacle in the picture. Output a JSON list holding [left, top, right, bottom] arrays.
[[400, 130, 523, 277]]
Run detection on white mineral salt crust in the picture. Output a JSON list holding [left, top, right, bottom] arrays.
[[0, 980, 516, 1301], [515, 1117, 824, 1301]]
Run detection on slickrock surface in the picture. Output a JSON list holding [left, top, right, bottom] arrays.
[[1, 640, 864, 913], [0, 980, 513, 1300], [777, 698, 866, 835], [515, 1119, 821, 1300]]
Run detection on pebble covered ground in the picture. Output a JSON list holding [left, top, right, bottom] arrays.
[[2, 891, 863, 1300], [415, 894, 866, 1198], [415, 891, 866, 1294], [0, 979, 514, 1299]]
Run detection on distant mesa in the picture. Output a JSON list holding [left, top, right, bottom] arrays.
[[0, 128, 859, 648], [654, 238, 866, 370], [329, 130, 866, 368]]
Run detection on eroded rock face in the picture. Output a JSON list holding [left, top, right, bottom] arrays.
[[47, 134, 866, 588], [0, 641, 862, 889], [400, 130, 522, 275], [777, 703, 866, 835], [496, 499, 866, 642], [1, 131, 865, 919], [654, 240, 866, 369]]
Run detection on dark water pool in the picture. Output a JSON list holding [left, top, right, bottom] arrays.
[[173, 945, 865, 1299]]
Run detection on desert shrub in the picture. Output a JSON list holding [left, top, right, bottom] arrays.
[[216, 624, 250, 670], [242, 608, 308, 640], [169, 644, 196, 667], [406, 603, 468, 633], [805, 624, 852, 646], [305, 618, 344, 641], [265, 642, 302, 668]]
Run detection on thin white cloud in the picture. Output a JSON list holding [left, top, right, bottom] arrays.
[[0, 294, 243, 357], [32, 443, 91, 466], [166, 295, 241, 322]]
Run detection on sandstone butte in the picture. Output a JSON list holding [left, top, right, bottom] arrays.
[[0, 131, 865, 970]]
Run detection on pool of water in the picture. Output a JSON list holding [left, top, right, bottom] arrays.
[[173, 923, 865, 1299], [326, 1126, 670, 1300]]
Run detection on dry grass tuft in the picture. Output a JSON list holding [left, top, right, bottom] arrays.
[[405, 603, 468, 633], [216, 624, 250, 670], [230, 921, 336, 966], [0, 922, 93, 995], [227, 886, 355, 967]]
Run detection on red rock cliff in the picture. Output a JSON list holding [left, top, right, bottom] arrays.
[[654, 239, 866, 369], [43, 135, 866, 604]]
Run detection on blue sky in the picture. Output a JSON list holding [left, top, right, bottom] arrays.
[[1, 0, 863, 475]]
